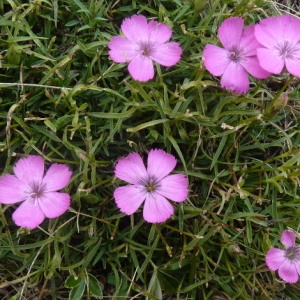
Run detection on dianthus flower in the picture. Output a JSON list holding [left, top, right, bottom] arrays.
[[203, 17, 270, 94], [255, 14, 300, 77], [266, 230, 300, 283], [113, 149, 188, 223], [108, 14, 182, 82], [0, 155, 72, 229]]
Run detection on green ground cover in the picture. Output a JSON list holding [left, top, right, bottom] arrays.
[[1, 0, 300, 299]]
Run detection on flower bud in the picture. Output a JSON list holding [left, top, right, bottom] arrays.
[[6, 44, 21, 65]]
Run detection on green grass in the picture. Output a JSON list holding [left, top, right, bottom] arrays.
[[1, 0, 300, 299]]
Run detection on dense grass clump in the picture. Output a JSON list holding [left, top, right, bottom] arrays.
[[1, 0, 300, 299]]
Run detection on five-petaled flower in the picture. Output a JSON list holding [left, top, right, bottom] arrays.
[[0, 155, 72, 229], [113, 149, 188, 223], [255, 14, 300, 77], [203, 17, 270, 94], [266, 230, 300, 283], [108, 14, 182, 82]]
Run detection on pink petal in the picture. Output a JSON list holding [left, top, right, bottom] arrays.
[[114, 185, 146, 215], [255, 15, 300, 48], [0, 174, 26, 204], [148, 20, 172, 44], [295, 249, 300, 274], [203, 45, 230, 76], [42, 163, 72, 192], [241, 56, 271, 79], [220, 62, 249, 94], [114, 152, 148, 185], [278, 262, 299, 284], [143, 192, 174, 223], [12, 199, 45, 229], [281, 230, 296, 249], [108, 36, 140, 63], [266, 248, 286, 270], [38, 192, 70, 218], [150, 42, 182, 67], [240, 25, 262, 56], [128, 55, 155, 81], [255, 18, 280, 48], [157, 174, 188, 202], [281, 15, 300, 41], [121, 14, 149, 44], [14, 155, 45, 184], [257, 48, 284, 74], [147, 149, 177, 182], [286, 55, 300, 77], [218, 17, 244, 50]]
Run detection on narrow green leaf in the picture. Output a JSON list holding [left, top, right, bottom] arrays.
[[88, 273, 103, 298], [69, 278, 85, 300], [65, 275, 82, 288], [127, 119, 169, 133]]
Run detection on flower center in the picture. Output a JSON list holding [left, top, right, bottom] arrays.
[[145, 178, 157, 192], [139, 41, 153, 57], [276, 40, 297, 59], [146, 182, 156, 192], [228, 47, 243, 63], [285, 247, 300, 262], [29, 181, 46, 200]]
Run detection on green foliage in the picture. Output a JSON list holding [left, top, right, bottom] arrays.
[[1, 0, 300, 299]]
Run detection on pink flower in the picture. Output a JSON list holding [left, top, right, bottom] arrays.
[[266, 230, 300, 283], [203, 17, 270, 94], [255, 15, 300, 77], [108, 14, 182, 82], [0, 155, 72, 229], [113, 149, 188, 223]]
